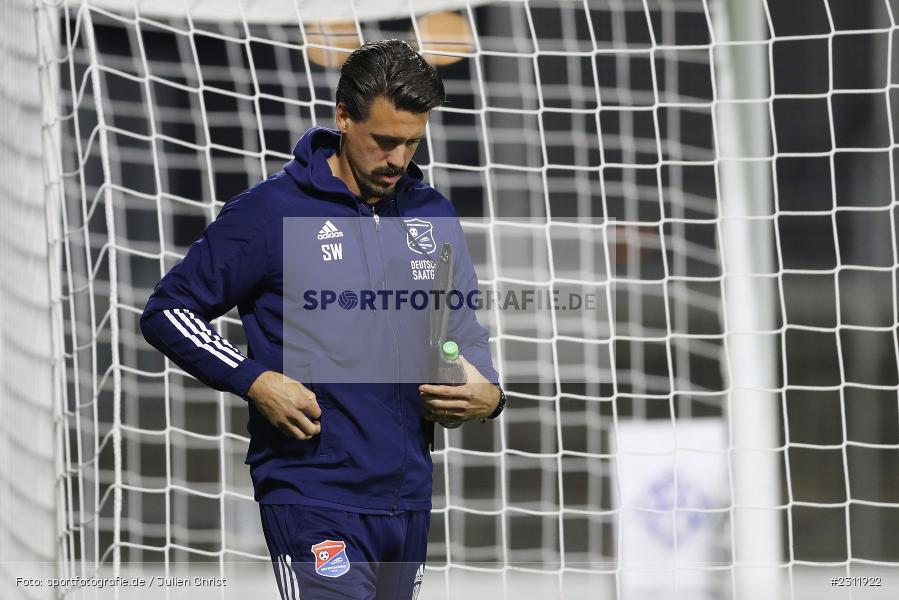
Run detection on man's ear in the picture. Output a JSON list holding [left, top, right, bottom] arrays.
[[335, 102, 351, 135]]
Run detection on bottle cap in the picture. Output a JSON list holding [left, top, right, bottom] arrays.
[[441, 340, 460, 361]]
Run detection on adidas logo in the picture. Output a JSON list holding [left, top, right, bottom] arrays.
[[317, 220, 344, 240]]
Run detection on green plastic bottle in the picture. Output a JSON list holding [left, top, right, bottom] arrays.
[[436, 340, 465, 428], [437, 340, 467, 386]]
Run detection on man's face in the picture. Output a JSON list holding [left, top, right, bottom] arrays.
[[336, 96, 429, 201]]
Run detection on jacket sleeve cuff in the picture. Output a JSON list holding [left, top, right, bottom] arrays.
[[224, 358, 270, 400]]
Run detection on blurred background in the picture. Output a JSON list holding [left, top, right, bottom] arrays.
[[1, 0, 897, 599]]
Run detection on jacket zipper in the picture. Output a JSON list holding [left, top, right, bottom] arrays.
[[367, 204, 405, 513]]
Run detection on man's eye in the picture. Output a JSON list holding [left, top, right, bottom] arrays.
[[407, 140, 420, 146]]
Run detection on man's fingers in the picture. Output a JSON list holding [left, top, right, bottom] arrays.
[[254, 378, 325, 438], [423, 397, 468, 412], [419, 383, 472, 398], [278, 422, 311, 440], [423, 407, 461, 422], [288, 382, 321, 420], [288, 411, 321, 436], [299, 394, 322, 420]]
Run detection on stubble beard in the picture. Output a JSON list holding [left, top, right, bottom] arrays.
[[346, 153, 400, 203]]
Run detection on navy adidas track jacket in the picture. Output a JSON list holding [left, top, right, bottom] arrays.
[[140, 127, 497, 513]]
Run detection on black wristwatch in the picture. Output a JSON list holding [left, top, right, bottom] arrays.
[[482, 384, 506, 421]]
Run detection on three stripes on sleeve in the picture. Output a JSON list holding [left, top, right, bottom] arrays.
[[162, 308, 246, 368], [140, 304, 269, 399]]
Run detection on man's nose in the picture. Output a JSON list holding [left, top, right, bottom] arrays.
[[386, 145, 405, 169]]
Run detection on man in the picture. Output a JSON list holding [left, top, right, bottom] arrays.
[[140, 39, 505, 600]]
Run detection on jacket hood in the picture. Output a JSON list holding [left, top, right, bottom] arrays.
[[284, 126, 424, 204]]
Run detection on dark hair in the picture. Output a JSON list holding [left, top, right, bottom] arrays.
[[336, 39, 446, 121]]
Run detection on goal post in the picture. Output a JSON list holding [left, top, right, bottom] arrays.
[[716, 0, 782, 588], [6, 0, 899, 598], [0, 1, 59, 598]]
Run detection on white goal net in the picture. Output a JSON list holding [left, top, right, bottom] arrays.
[[2, 0, 898, 598]]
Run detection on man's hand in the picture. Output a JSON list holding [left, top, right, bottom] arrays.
[[247, 370, 322, 440], [419, 355, 500, 425]]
